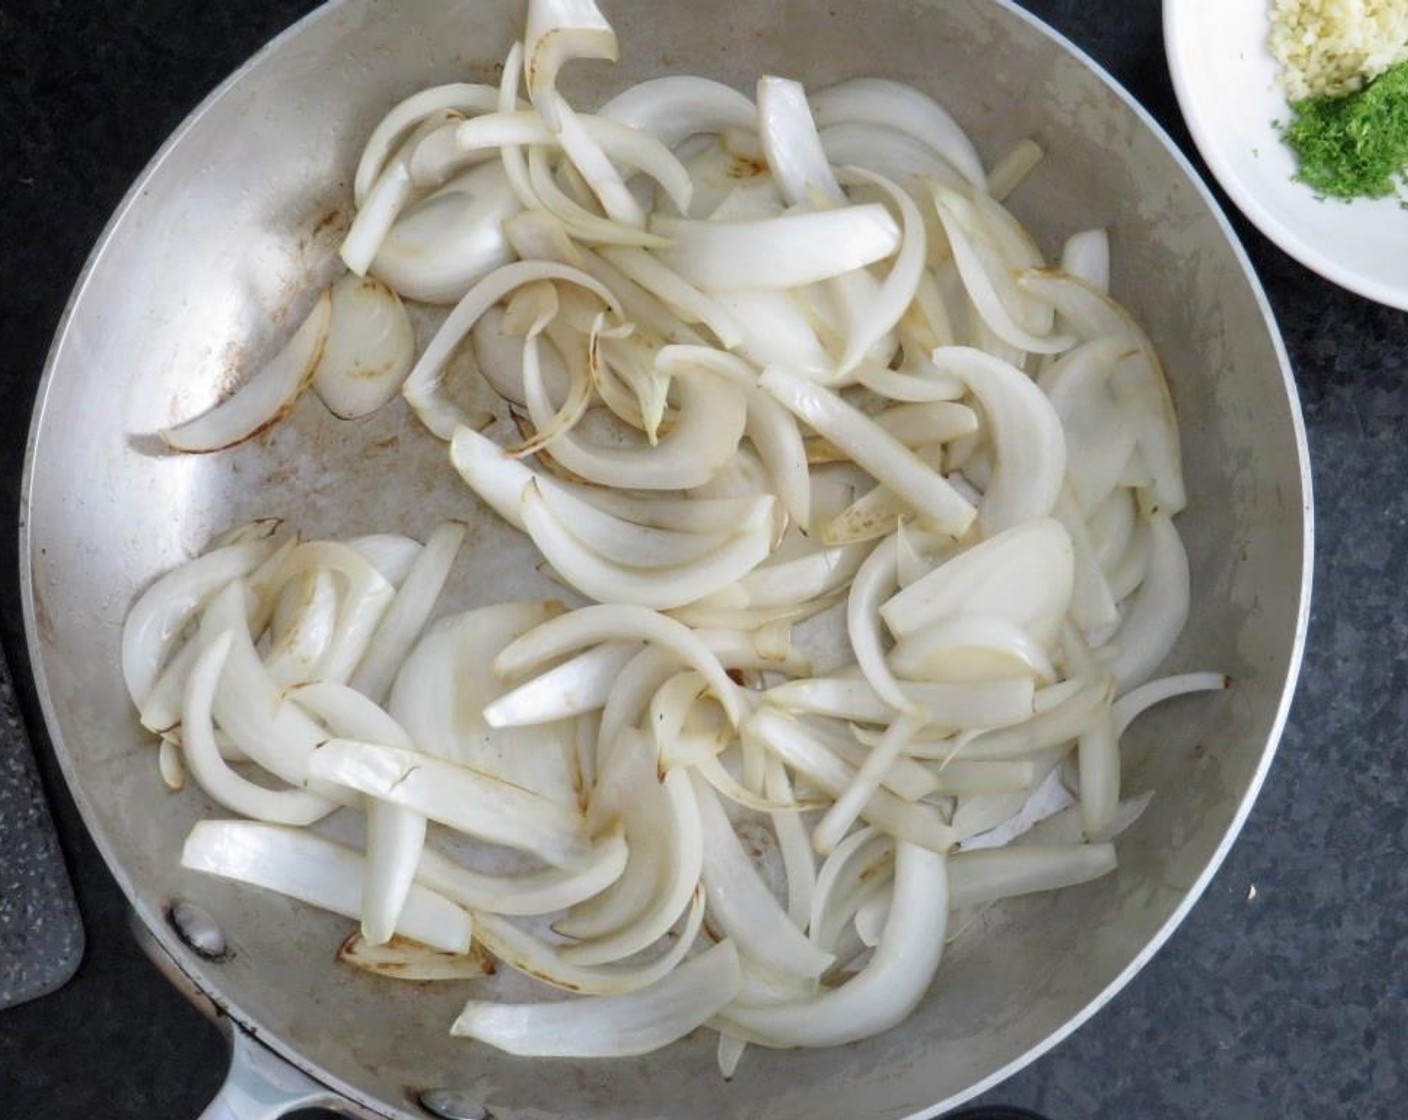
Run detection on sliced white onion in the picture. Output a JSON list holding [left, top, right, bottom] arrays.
[[1113, 671, 1228, 740], [746, 709, 955, 853], [756, 76, 844, 206], [812, 710, 929, 855], [986, 138, 1045, 201], [1108, 514, 1190, 693], [348, 521, 466, 704], [1076, 710, 1119, 839], [761, 368, 974, 536], [1060, 228, 1110, 293], [652, 206, 900, 292], [946, 843, 1116, 910], [810, 77, 984, 189], [308, 738, 590, 868], [890, 615, 1057, 684], [453, 938, 740, 1057], [881, 517, 1074, 646], [716, 841, 946, 1047], [162, 291, 330, 453], [692, 772, 835, 979], [181, 820, 471, 954], [954, 677, 1112, 761], [312, 274, 415, 419], [494, 604, 744, 727], [417, 823, 628, 917], [180, 631, 334, 825], [524, 0, 618, 132], [338, 932, 493, 982], [483, 641, 641, 728], [369, 162, 520, 305], [599, 76, 756, 146]]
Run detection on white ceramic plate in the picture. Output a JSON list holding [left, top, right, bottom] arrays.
[[1165, 0, 1408, 308]]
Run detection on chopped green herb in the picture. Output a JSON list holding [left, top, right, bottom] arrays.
[[1281, 58, 1408, 199]]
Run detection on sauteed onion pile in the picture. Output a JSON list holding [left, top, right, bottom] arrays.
[[126, 0, 1225, 1070]]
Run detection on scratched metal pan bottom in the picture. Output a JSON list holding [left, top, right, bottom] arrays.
[[20, 0, 1311, 1116]]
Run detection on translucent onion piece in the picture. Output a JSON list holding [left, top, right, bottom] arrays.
[[122, 538, 275, 709], [526, 364, 748, 491], [747, 709, 956, 853], [599, 76, 756, 147], [308, 738, 590, 868], [813, 710, 929, 855], [1018, 270, 1185, 516], [810, 77, 986, 189], [1108, 514, 1190, 693], [1020, 791, 1152, 848], [521, 481, 772, 610], [713, 288, 832, 376], [495, 603, 744, 727], [1060, 228, 1110, 293], [936, 346, 1068, 532], [1075, 709, 1119, 839], [311, 274, 415, 419], [946, 843, 1116, 910], [597, 247, 744, 347], [161, 291, 330, 453], [354, 82, 503, 205], [761, 368, 974, 536], [820, 484, 912, 547], [652, 206, 900, 292], [524, 0, 618, 131], [889, 615, 1057, 684], [483, 641, 641, 728], [717, 841, 946, 1047], [362, 800, 429, 946], [818, 123, 966, 191], [1053, 488, 1120, 633], [756, 76, 844, 206], [743, 389, 812, 531], [1113, 671, 1228, 740], [835, 167, 926, 374], [452, 939, 740, 1057], [402, 260, 619, 441], [417, 822, 628, 917], [956, 677, 1112, 761], [369, 163, 520, 305], [181, 632, 333, 826], [848, 533, 919, 713], [344, 534, 423, 588], [692, 773, 835, 979], [958, 764, 1076, 849], [158, 737, 185, 790], [765, 676, 1033, 729], [180, 820, 471, 954], [338, 932, 494, 982], [766, 757, 816, 928], [349, 521, 466, 704], [882, 517, 1074, 646], [925, 759, 1035, 796], [560, 766, 703, 965], [704, 542, 867, 611]]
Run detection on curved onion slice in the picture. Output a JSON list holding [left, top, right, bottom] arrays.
[[946, 843, 1116, 910], [652, 206, 899, 291], [452, 938, 740, 1057], [362, 801, 429, 946], [810, 77, 985, 189], [338, 933, 493, 981], [524, 0, 618, 131], [496, 604, 744, 728], [765, 676, 1033, 730], [122, 538, 275, 708], [1112, 672, 1228, 740], [181, 820, 471, 954], [483, 641, 641, 728], [760, 368, 974, 536], [717, 841, 946, 1047], [599, 76, 756, 147], [955, 677, 1113, 761], [1061, 228, 1110, 293], [746, 709, 956, 853], [402, 259, 619, 441], [524, 365, 748, 491], [934, 346, 1067, 532], [1108, 514, 1190, 693], [309, 738, 589, 868], [180, 632, 334, 826], [521, 480, 772, 610], [812, 710, 929, 855], [889, 616, 1057, 684], [312, 274, 415, 419], [418, 823, 628, 917], [818, 123, 966, 191], [348, 521, 466, 704], [345, 534, 423, 588], [161, 291, 330, 453], [835, 167, 926, 374], [756, 76, 844, 206], [369, 162, 520, 305], [353, 82, 503, 205], [881, 517, 1074, 646]]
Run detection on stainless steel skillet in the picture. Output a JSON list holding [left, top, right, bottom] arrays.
[[20, 0, 1312, 1116]]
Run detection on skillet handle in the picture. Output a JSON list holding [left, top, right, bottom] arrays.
[[199, 1025, 339, 1120]]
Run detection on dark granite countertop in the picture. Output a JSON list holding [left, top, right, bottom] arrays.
[[1, 1, 1405, 1117]]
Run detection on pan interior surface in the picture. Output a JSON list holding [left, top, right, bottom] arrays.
[[21, 0, 1308, 1117]]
